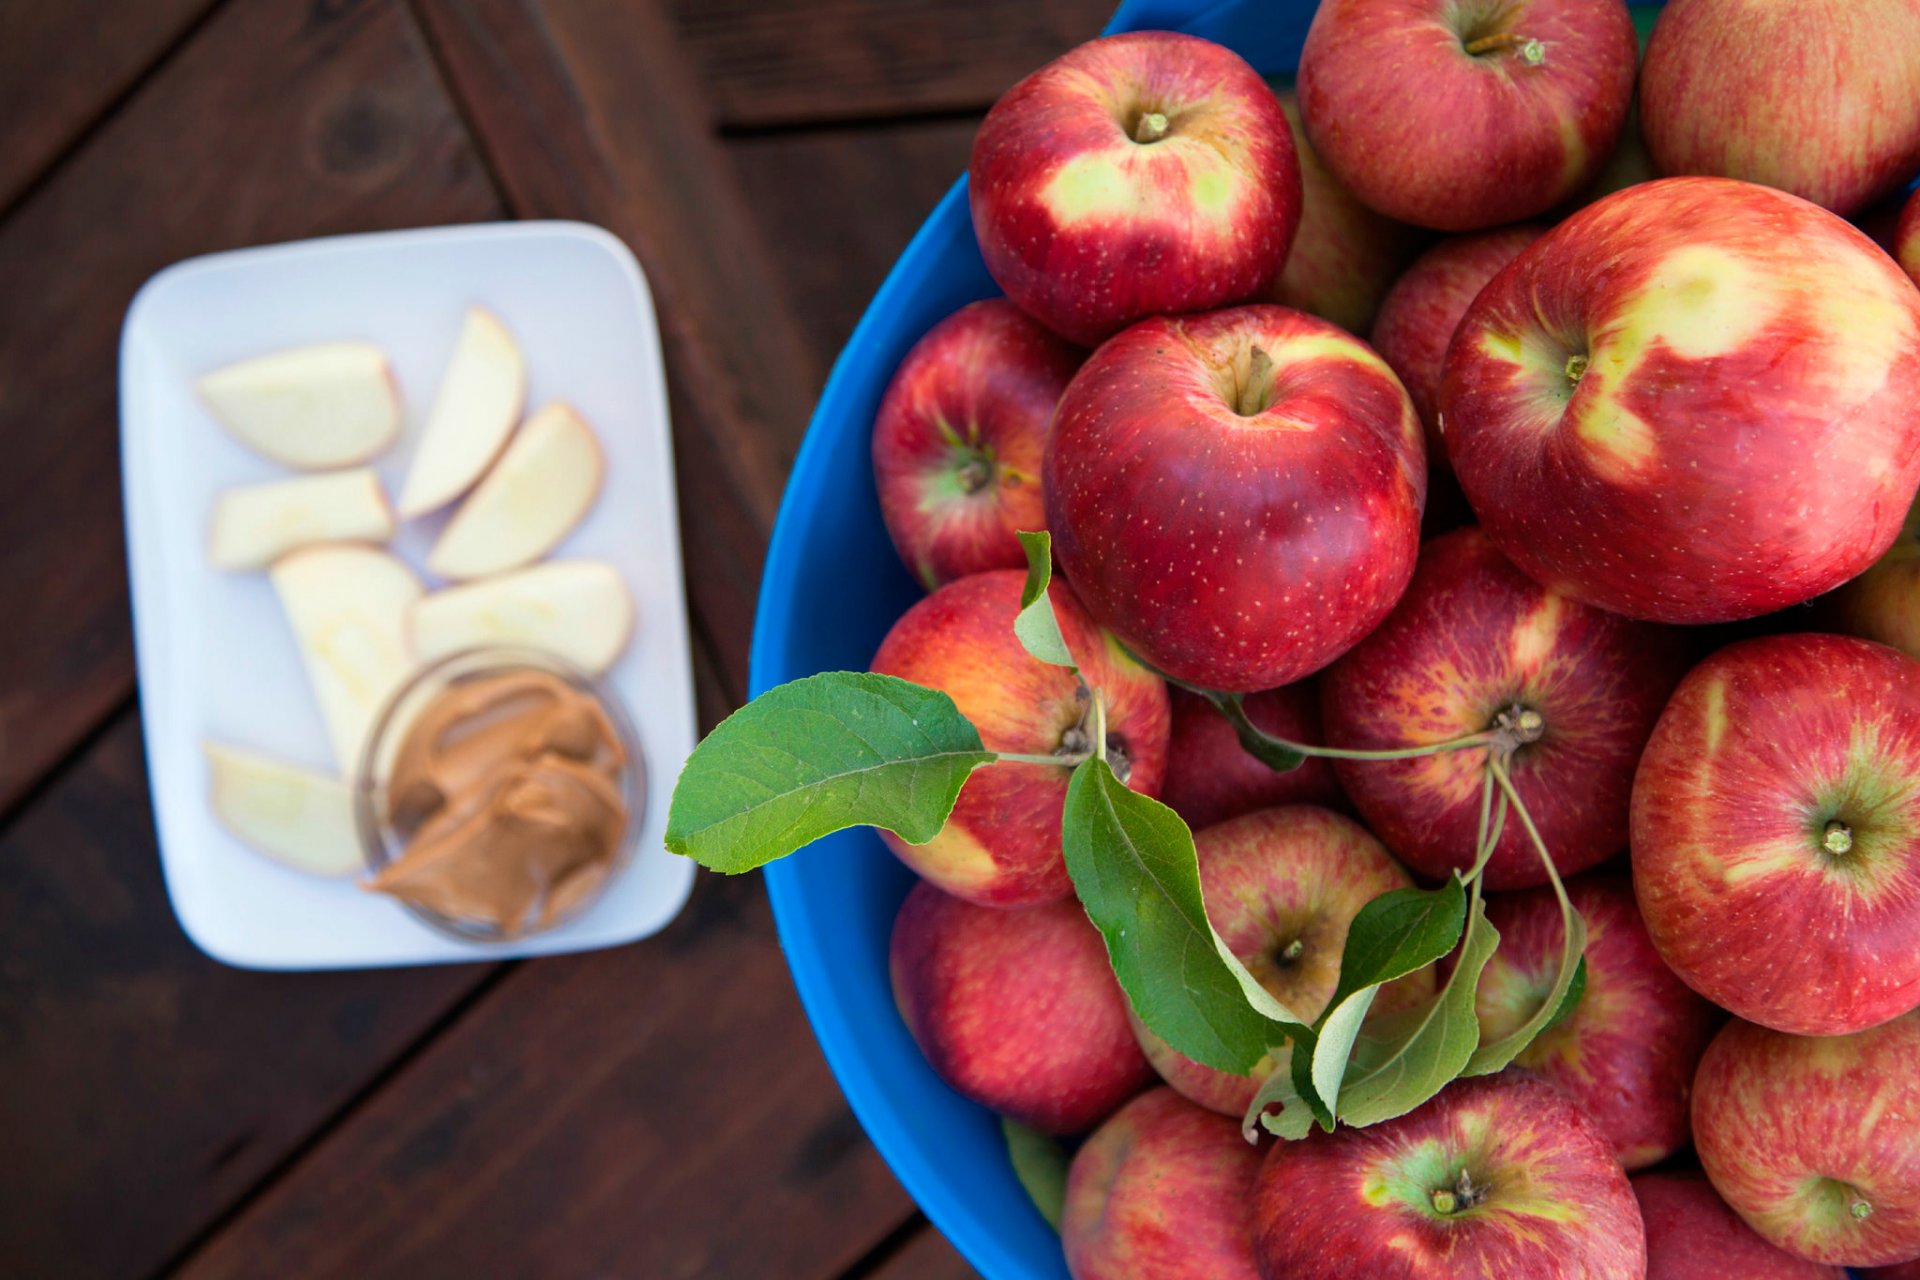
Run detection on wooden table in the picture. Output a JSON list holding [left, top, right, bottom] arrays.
[[0, 1, 1112, 1274]]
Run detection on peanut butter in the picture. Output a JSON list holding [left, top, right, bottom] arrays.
[[369, 668, 628, 935]]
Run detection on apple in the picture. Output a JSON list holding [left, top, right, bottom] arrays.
[[968, 32, 1300, 347], [1634, 1170, 1845, 1280], [1632, 633, 1920, 1037], [1826, 494, 1920, 662], [397, 306, 527, 518], [427, 401, 603, 581], [1901, 187, 1920, 285], [1062, 1087, 1261, 1280], [1639, 0, 1920, 217], [870, 299, 1080, 590], [1693, 1012, 1920, 1267], [890, 879, 1153, 1135], [208, 468, 394, 571], [412, 560, 634, 677], [1158, 685, 1343, 832], [869, 569, 1170, 908], [1567, 105, 1658, 210], [1297, 0, 1639, 231], [197, 340, 400, 469], [1270, 90, 1422, 335], [1130, 805, 1432, 1117], [1370, 226, 1544, 468], [1251, 1070, 1646, 1279], [1443, 177, 1920, 624], [1868, 1264, 1920, 1280], [1475, 873, 1721, 1170], [1321, 527, 1685, 890], [1045, 304, 1425, 693], [204, 741, 363, 876]]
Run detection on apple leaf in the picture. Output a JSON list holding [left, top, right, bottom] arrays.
[[1012, 530, 1075, 670], [664, 672, 996, 873], [1324, 878, 1469, 1013], [1001, 1118, 1069, 1231], [1243, 1042, 1317, 1142], [1062, 757, 1306, 1076]]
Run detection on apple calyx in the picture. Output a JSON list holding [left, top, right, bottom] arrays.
[[1563, 353, 1590, 387], [1131, 110, 1171, 144], [956, 454, 994, 496], [1463, 31, 1546, 64], [1429, 1168, 1488, 1216], [1822, 819, 1855, 856]]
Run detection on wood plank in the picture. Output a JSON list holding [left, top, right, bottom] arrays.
[[0, 0, 499, 814], [668, 0, 1113, 129], [0, 712, 490, 1280], [0, 0, 216, 210], [867, 1223, 982, 1280]]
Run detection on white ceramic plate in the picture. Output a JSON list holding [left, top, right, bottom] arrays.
[[120, 221, 698, 969]]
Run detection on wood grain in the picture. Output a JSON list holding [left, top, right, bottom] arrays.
[[867, 1223, 982, 1280]]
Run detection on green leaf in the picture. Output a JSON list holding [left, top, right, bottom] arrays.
[[1013, 530, 1075, 669], [1062, 758, 1305, 1076], [1463, 907, 1589, 1077], [1002, 1118, 1069, 1231], [1541, 957, 1590, 1035], [1324, 878, 1469, 1013], [1310, 983, 1378, 1123], [1243, 1043, 1316, 1142], [664, 672, 996, 872]]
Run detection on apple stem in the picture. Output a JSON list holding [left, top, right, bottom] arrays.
[[1132, 110, 1171, 144], [1280, 938, 1305, 963], [1823, 820, 1854, 855], [1851, 1198, 1874, 1221], [1564, 353, 1590, 387], [1235, 347, 1278, 417], [1431, 1169, 1485, 1215], [1463, 32, 1546, 63]]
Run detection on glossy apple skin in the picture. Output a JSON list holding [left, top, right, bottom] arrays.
[[1046, 304, 1426, 693], [1270, 91, 1422, 335], [1130, 806, 1432, 1117], [1444, 177, 1920, 623], [1631, 633, 1920, 1036], [870, 570, 1169, 907], [1298, 0, 1638, 231], [1827, 495, 1920, 662], [871, 300, 1081, 590], [1159, 685, 1343, 831], [1371, 227, 1544, 469], [1639, 0, 1920, 217], [1634, 1170, 1845, 1280], [890, 880, 1152, 1135], [1476, 874, 1721, 1170], [1693, 1012, 1920, 1267], [1062, 1088, 1262, 1280], [1251, 1071, 1647, 1280], [968, 32, 1300, 347], [1321, 527, 1686, 889]]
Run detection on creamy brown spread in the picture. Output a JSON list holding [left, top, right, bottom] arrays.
[[368, 669, 628, 935]]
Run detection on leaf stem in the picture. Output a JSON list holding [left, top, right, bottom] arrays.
[[1489, 755, 1571, 911], [1214, 691, 1495, 762], [1093, 689, 1109, 763], [997, 751, 1086, 768]]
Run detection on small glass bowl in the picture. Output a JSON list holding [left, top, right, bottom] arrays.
[[353, 646, 648, 943]]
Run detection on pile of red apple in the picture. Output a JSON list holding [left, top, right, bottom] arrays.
[[863, 2, 1920, 1277]]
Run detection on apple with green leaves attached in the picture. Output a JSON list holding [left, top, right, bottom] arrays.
[[1158, 685, 1343, 832], [1635, 1170, 1845, 1280]]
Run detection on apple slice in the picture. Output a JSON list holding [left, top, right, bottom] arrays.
[[208, 468, 395, 571], [425, 401, 604, 581], [396, 306, 527, 518], [205, 741, 364, 876], [412, 560, 634, 674], [271, 544, 423, 773], [197, 341, 401, 469]]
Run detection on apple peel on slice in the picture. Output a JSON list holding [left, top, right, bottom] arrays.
[[271, 544, 423, 774], [412, 560, 634, 675], [396, 306, 527, 518], [425, 401, 604, 581], [208, 468, 396, 571], [197, 341, 402, 470], [205, 741, 364, 877]]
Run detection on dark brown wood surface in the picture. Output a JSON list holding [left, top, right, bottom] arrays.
[[0, 0, 1087, 1273]]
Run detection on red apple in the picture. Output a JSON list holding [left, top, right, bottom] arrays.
[[1130, 806, 1432, 1117], [1061, 1087, 1262, 1280], [1321, 527, 1686, 890], [871, 299, 1081, 590], [1639, 0, 1920, 217], [1251, 1071, 1646, 1279], [968, 32, 1300, 347], [1443, 177, 1920, 624], [1270, 91, 1422, 335], [1475, 873, 1721, 1170], [1297, 0, 1639, 231], [1826, 495, 1920, 662], [1631, 633, 1920, 1036], [890, 880, 1153, 1135], [1158, 684, 1343, 832], [1371, 226, 1545, 467], [1693, 1012, 1920, 1267], [1045, 304, 1426, 693], [870, 569, 1170, 908], [1634, 1170, 1846, 1280], [1901, 187, 1920, 285]]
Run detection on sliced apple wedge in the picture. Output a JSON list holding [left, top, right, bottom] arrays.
[[205, 741, 364, 876], [425, 402, 604, 581], [396, 306, 527, 518], [271, 544, 423, 773], [208, 469, 395, 571], [197, 341, 401, 469], [412, 560, 634, 674]]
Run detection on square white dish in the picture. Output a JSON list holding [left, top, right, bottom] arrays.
[[120, 221, 699, 969]]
